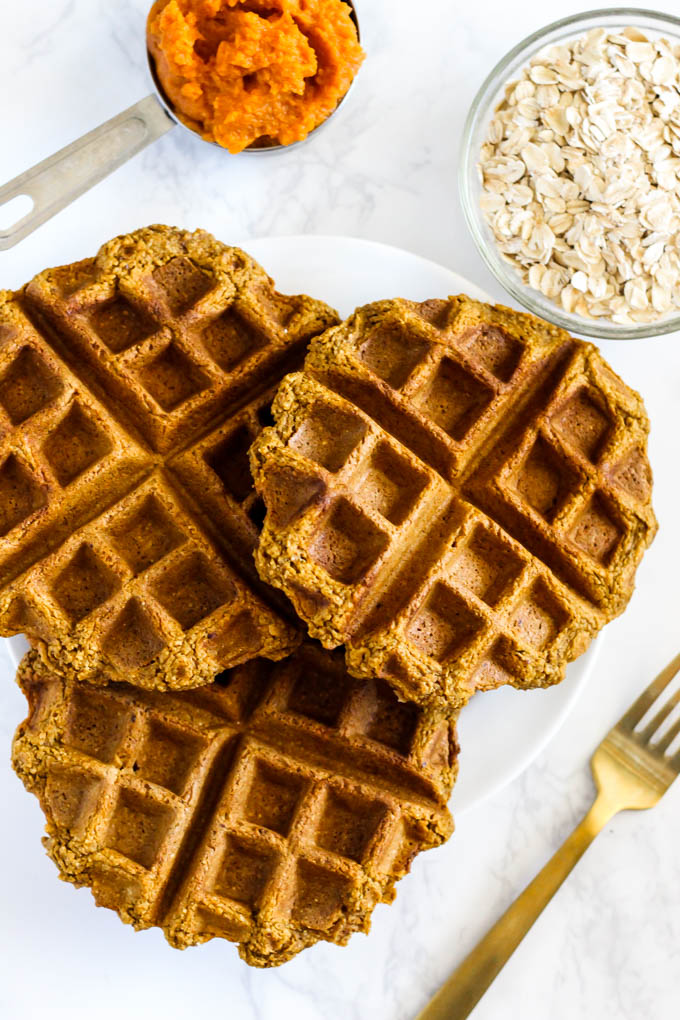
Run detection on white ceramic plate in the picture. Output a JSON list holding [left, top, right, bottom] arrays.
[[1, 233, 600, 814]]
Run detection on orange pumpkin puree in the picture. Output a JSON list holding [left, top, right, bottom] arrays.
[[147, 0, 364, 153]]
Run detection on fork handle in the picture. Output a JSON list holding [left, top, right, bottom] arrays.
[[417, 794, 619, 1020]]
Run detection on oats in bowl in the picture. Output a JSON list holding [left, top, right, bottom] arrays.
[[478, 25, 680, 327]]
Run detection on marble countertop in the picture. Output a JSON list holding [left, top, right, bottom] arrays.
[[1, 2, 679, 1018]]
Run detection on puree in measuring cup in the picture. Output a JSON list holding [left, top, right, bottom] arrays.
[[147, 0, 364, 154]]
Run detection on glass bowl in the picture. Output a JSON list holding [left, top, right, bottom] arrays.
[[460, 7, 680, 340]]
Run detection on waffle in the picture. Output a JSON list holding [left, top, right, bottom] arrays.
[[251, 296, 657, 710], [12, 645, 457, 967], [0, 226, 339, 688]]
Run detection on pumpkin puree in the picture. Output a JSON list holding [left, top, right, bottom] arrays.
[[147, 0, 364, 153]]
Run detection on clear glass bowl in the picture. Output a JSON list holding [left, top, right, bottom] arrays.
[[460, 7, 680, 340]]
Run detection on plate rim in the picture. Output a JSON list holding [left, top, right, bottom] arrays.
[[452, 638, 601, 814], [242, 232, 494, 306]]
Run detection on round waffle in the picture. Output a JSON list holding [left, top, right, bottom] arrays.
[[13, 645, 457, 966], [251, 296, 657, 710], [0, 226, 338, 689]]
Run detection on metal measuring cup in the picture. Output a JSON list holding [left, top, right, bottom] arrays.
[[0, 2, 360, 251]]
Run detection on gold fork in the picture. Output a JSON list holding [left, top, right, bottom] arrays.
[[418, 651, 680, 1020]]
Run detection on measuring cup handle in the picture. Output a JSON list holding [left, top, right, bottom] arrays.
[[0, 94, 175, 251]]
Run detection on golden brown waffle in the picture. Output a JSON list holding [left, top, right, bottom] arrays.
[[0, 226, 339, 688], [13, 645, 457, 967], [251, 296, 657, 710]]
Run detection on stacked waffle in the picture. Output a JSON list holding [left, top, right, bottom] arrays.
[[1, 226, 656, 966]]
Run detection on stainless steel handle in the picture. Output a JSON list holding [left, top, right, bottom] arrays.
[[0, 94, 175, 251]]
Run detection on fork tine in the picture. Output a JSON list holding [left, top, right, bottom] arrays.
[[618, 651, 680, 732], [654, 713, 680, 755], [638, 687, 680, 744]]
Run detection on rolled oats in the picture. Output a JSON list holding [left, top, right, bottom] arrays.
[[478, 26, 680, 323]]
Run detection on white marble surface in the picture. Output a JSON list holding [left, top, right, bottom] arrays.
[[1, 1, 680, 1018]]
